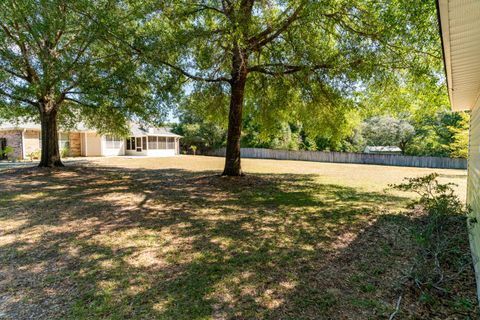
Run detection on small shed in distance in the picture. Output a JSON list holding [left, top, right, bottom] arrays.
[[363, 146, 402, 155]]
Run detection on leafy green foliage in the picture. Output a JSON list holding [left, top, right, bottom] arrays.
[[0, 0, 176, 134], [1, 145, 13, 159], [391, 174, 473, 312], [392, 174, 466, 216], [358, 72, 449, 121], [447, 112, 469, 158], [172, 111, 227, 153], [140, 0, 443, 165], [60, 146, 70, 158], [241, 119, 302, 150], [189, 145, 197, 155], [361, 115, 415, 153], [407, 111, 469, 158]]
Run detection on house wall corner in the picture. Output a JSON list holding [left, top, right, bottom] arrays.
[[0, 130, 24, 159]]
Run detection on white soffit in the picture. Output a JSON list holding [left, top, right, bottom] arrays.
[[438, 0, 480, 111]]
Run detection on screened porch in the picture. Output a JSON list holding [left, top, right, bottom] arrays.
[[125, 135, 179, 156]]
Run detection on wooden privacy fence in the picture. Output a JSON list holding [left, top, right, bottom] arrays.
[[206, 148, 467, 169]]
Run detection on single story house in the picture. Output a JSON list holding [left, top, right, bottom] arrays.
[[0, 121, 182, 160], [363, 146, 402, 155], [438, 0, 480, 300]]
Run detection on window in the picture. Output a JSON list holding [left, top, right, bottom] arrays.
[[105, 135, 122, 149], [148, 136, 158, 149], [0, 138, 6, 160], [158, 137, 166, 149], [142, 137, 147, 150], [167, 137, 175, 149], [135, 137, 141, 151], [38, 132, 71, 150], [59, 133, 70, 149], [126, 137, 140, 150]]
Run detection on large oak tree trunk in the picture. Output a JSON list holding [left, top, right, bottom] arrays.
[[223, 49, 248, 176], [39, 109, 64, 167]]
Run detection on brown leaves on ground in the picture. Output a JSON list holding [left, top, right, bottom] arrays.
[[0, 157, 475, 319]]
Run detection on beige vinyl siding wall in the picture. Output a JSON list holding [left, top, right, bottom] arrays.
[[468, 101, 480, 298], [85, 133, 102, 156]]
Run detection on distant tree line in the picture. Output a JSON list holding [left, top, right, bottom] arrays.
[[173, 110, 469, 159]]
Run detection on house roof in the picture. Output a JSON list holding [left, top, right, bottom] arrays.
[[437, 0, 480, 111], [0, 120, 93, 132], [364, 146, 402, 153], [0, 120, 182, 138], [129, 122, 182, 137]]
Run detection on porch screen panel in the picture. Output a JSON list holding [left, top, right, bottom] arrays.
[[148, 136, 158, 149], [159, 137, 166, 149], [167, 137, 175, 149]]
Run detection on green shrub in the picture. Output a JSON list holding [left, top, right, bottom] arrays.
[[61, 146, 70, 158], [1, 146, 14, 160], [189, 145, 197, 155], [391, 174, 473, 312]]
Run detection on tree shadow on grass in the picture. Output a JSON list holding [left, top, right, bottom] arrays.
[[0, 165, 475, 319]]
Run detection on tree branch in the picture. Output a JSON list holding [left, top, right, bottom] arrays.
[[0, 88, 39, 107], [70, 3, 231, 84], [161, 61, 230, 83], [0, 22, 38, 83], [64, 96, 88, 106], [0, 65, 29, 81], [185, 4, 225, 16], [249, 3, 304, 51], [331, 11, 440, 60], [249, 62, 332, 75]]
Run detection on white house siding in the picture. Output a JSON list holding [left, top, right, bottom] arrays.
[[101, 136, 125, 156], [145, 149, 176, 157], [1, 126, 181, 159], [125, 148, 175, 157], [468, 100, 480, 298], [125, 149, 147, 156]]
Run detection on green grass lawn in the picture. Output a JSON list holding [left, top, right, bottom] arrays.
[[0, 156, 475, 319]]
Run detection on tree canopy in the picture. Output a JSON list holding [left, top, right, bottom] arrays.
[[136, 0, 444, 175], [361, 115, 415, 154], [0, 0, 175, 166], [0, 0, 449, 168]]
